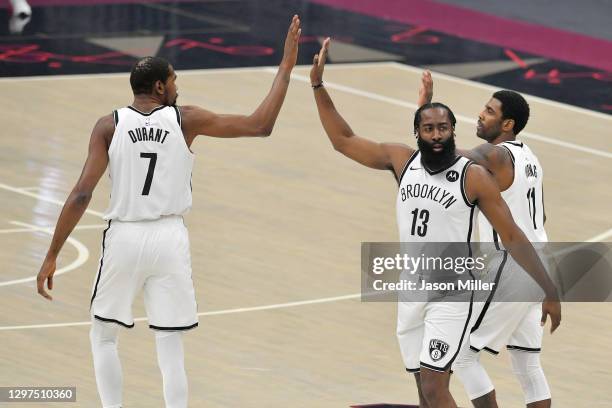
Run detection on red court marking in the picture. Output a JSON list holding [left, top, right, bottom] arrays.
[[165, 38, 274, 56], [310, 0, 612, 72], [391, 26, 440, 44], [0, 44, 133, 65], [504, 49, 528, 69], [0, 0, 202, 6], [521, 68, 611, 84], [0, 44, 38, 60]]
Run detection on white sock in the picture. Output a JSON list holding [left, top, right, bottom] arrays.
[[155, 331, 188, 408], [90, 319, 123, 408]]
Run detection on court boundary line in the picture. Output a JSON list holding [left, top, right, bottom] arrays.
[[0, 223, 107, 234], [1, 61, 609, 120], [275, 69, 612, 159], [0, 182, 104, 217], [0, 62, 389, 82], [0, 221, 89, 287], [0, 293, 362, 331]]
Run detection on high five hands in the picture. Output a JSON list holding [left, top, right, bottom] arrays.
[[281, 15, 302, 70], [310, 37, 330, 86]]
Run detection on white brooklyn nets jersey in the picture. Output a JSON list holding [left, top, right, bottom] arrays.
[[397, 152, 478, 243], [478, 141, 548, 245], [103, 105, 194, 221]]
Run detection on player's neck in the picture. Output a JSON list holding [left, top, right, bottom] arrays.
[[131, 95, 164, 113], [490, 132, 516, 145]]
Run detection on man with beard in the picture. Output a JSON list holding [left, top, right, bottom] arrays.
[[309, 39, 560, 408], [418, 72, 554, 408], [35, 16, 301, 408]]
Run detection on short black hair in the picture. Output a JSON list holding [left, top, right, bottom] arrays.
[[413, 102, 456, 135], [129, 56, 172, 95], [492, 90, 530, 135]]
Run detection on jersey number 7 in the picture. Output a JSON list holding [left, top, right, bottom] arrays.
[[140, 152, 157, 195]]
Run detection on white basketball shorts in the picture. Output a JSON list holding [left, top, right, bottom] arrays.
[[469, 253, 544, 354], [90, 215, 198, 331], [397, 298, 473, 373]]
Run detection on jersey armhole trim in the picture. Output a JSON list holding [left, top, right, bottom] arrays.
[[499, 143, 515, 171], [112, 110, 119, 127], [460, 160, 476, 207], [173, 106, 182, 128], [397, 150, 419, 185]]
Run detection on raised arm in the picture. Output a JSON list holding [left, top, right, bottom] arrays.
[[310, 38, 413, 175], [466, 164, 561, 332], [180, 15, 301, 142], [37, 114, 113, 300], [417, 70, 433, 107]]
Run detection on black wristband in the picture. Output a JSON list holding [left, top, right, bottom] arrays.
[[311, 81, 324, 89]]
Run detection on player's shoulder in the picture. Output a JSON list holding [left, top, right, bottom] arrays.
[[94, 113, 116, 135], [381, 142, 415, 159], [465, 161, 492, 180], [176, 105, 214, 126], [473, 142, 513, 165], [382, 142, 416, 172], [177, 105, 209, 117]]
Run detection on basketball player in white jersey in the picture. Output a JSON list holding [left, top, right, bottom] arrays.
[[418, 72, 553, 407], [35, 15, 301, 408], [309, 39, 560, 408]]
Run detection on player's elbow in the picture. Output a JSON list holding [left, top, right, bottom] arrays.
[[499, 227, 525, 249], [72, 190, 93, 207], [331, 134, 351, 153], [257, 125, 273, 137], [332, 142, 349, 155], [248, 121, 273, 137]]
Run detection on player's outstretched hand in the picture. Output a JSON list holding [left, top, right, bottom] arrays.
[[37, 256, 56, 300], [417, 70, 433, 107], [541, 299, 561, 333], [281, 15, 301, 70], [310, 37, 330, 86]]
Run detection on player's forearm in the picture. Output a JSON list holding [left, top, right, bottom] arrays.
[[313, 87, 355, 151], [46, 190, 92, 258], [247, 65, 292, 136], [501, 231, 559, 300]]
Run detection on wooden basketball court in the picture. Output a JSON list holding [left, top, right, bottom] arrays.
[[1, 62, 610, 407]]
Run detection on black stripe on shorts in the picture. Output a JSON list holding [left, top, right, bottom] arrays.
[[90, 220, 111, 307], [94, 314, 134, 329], [507, 345, 541, 353], [149, 322, 199, 331]]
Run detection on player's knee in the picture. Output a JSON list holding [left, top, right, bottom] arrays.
[[453, 348, 478, 370], [509, 349, 541, 375], [90, 319, 119, 345], [509, 350, 551, 403], [419, 371, 448, 403]]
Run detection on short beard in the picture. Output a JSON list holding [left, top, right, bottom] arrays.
[[417, 134, 456, 169], [477, 122, 501, 142]]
